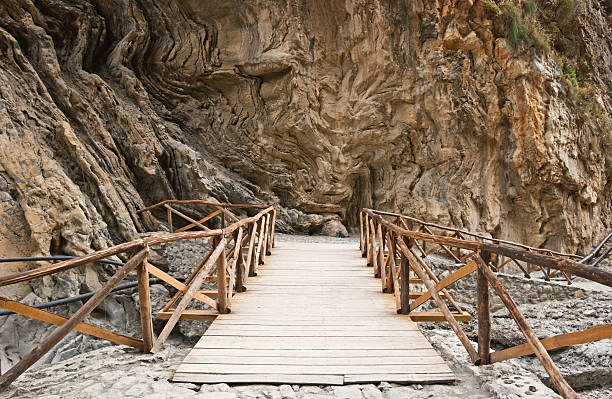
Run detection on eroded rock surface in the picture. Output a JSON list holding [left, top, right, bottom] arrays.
[[0, 0, 610, 269]]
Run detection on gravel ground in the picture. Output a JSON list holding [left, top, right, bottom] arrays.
[[275, 233, 360, 245]]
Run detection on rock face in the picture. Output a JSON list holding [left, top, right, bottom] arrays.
[[0, 0, 610, 269]]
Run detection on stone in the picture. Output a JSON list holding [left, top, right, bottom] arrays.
[[331, 385, 363, 399], [360, 385, 383, 399], [279, 385, 296, 399], [201, 383, 232, 392], [377, 382, 392, 391]]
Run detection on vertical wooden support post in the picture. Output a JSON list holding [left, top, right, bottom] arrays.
[[270, 209, 276, 248], [265, 212, 273, 256], [369, 219, 378, 274], [375, 221, 384, 279], [0, 249, 149, 389], [252, 218, 264, 272], [474, 256, 577, 398], [137, 259, 154, 353], [246, 222, 257, 277], [365, 214, 371, 262], [477, 251, 491, 365], [216, 236, 229, 313], [152, 238, 227, 352], [377, 223, 387, 290], [400, 242, 480, 364], [359, 212, 364, 255], [400, 253, 410, 314], [235, 244, 245, 292], [258, 215, 268, 264], [384, 230, 394, 293], [167, 206, 173, 233]]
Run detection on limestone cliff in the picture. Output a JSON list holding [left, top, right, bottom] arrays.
[[0, 0, 610, 276]]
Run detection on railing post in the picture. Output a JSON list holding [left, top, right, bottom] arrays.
[[360, 212, 364, 255], [369, 219, 377, 272], [400, 252, 410, 314], [477, 251, 491, 365], [247, 222, 257, 277], [235, 228, 246, 292], [365, 214, 371, 261], [167, 206, 173, 233], [271, 208, 276, 248], [266, 212, 273, 256], [378, 223, 388, 291], [216, 236, 229, 313], [235, 244, 245, 292], [256, 216, 266, 266], [474, 255, 577, 398], [137, 257, 154, 353], [375, 221, 383, 279]]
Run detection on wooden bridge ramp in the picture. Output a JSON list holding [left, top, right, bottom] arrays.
[[173, 241, 456, 385]]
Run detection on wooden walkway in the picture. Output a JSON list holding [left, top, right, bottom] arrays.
[[173, 241, 456, 385]]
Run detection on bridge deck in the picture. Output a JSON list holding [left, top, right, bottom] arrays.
[[173, 241, 456, 385]]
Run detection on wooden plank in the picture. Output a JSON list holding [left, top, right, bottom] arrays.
[[194, 337, 432, 350], [202, 330, 423, 337], [490, 324, 612, 363], [210, 321, 417, 327], [408, 312, 471, 322], [206, 323, 418, 331], [182, 356, 448, 366], [343, 373, 455, 384], [186, 348, 442, 358], [172, 373, 344, 385], [157, 309, 218, 321], [176, 363, 450, 375], [0, 297, 144, 350]]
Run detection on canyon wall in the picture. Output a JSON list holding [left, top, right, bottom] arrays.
[[1, 0, 611, 285]]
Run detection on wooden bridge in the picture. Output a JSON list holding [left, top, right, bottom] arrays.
[[173, 240, 455, 385], [1, 201, 611, 399]]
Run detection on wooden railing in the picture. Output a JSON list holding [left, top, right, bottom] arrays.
[[0, 202, 275, 389], [361, 208, 612, 399]]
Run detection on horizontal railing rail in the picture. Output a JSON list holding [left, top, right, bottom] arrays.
[[579, 232, 612, 267], [360, 208, 611, 399], [0, 202, 276, 390]]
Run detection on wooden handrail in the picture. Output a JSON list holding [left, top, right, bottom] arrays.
[[0, 248, 149, 389], [363, 209, 612, 287], [0, 206, 274, 287], [368, 209, 581, 259], [136, 200, 267, 214], [361, 208, 606, 399], [0, 203, 276, 390]]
